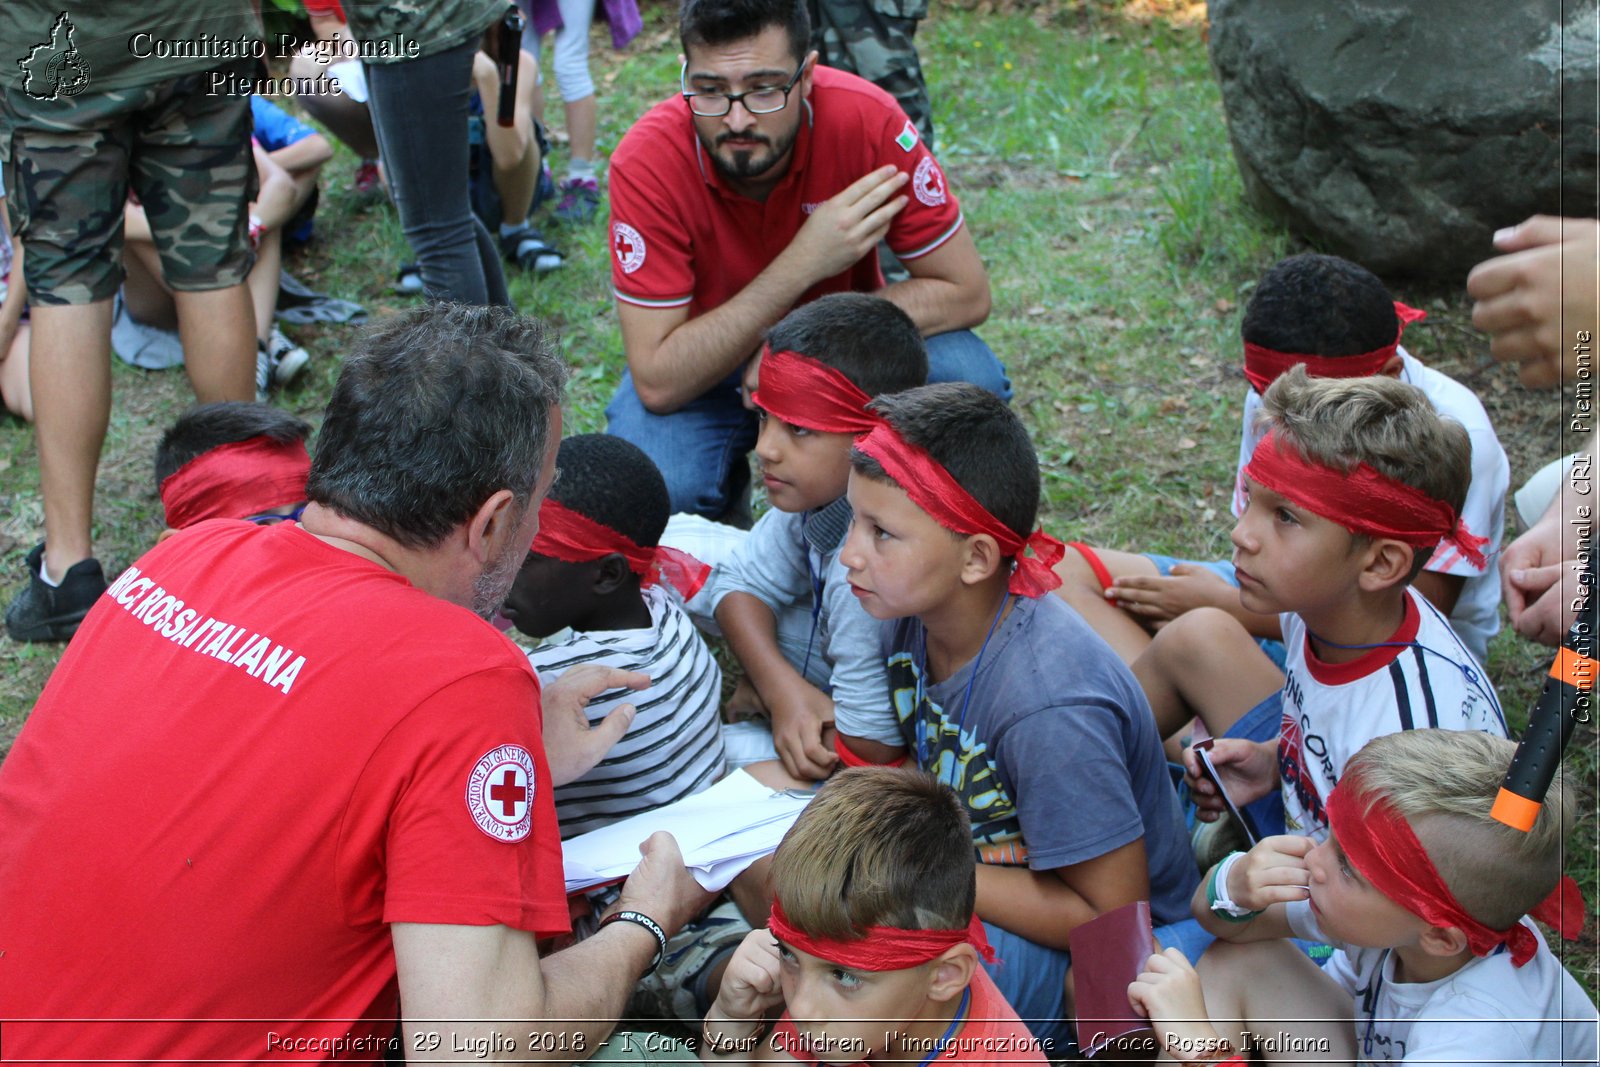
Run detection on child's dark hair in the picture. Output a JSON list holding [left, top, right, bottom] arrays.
[[851, 383, 1039, 541], [771, 767, 975, 937], [1242, 253, 1399, 358], [155, 402, 312, 488], [764, 293, 927, 398], [679, 0, 810, 65], [547, 434, 670, 551]]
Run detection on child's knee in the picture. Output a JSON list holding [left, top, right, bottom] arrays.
[[1149, 607, 1249, 668]]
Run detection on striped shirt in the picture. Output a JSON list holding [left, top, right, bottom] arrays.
[[1277, 588, 1507, 841], [531, 586, 726, 838]]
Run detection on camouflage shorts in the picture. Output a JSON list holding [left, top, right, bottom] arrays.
[[810, 0, 933, 147], [0, 61, 257, 306]]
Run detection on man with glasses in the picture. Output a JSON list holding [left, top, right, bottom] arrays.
[[605, 0, 1005, 521]]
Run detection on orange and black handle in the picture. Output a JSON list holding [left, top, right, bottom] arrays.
[[496, 5, 525, 128], [1492, 557, 1596, 831]]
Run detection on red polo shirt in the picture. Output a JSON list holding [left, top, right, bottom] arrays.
[[608, 65, 965, 314], [0, 521, 568, 1061]]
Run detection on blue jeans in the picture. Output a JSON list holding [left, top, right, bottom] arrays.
[[607, 329, 1012, 517], [365, 42, 510, 307]]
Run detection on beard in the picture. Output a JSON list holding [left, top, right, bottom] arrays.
[[707, 121, 800, 183], [471, 532, 530, 621]]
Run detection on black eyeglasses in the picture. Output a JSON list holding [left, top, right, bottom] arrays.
[[680, 62, 803, 117]]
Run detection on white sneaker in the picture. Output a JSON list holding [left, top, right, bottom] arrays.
[[266, 327, 310, 386]]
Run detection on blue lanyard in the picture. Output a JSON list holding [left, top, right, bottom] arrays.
[[913, 986, 971, 1067], [914, 594, 1011, 780]]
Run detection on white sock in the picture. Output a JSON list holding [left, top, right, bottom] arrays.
[[39, 556, 61, 587], [500, 221, 523, 239], [566, 158, 596, 183]]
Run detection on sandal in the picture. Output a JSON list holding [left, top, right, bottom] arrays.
[[499, 225, 563, 273], [394, 263, 423, 295]]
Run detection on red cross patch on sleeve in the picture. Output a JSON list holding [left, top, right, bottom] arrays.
[[466, 744, 536, 842]]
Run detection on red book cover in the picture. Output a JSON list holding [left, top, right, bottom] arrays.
[[1069, 900, 1158, 1058]]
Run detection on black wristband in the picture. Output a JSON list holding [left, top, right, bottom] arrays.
[[600, 910, 667, 975]]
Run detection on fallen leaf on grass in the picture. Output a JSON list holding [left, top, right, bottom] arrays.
[[1177, 437, 1197, 450]]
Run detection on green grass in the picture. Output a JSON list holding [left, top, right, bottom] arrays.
[[0, 0, 1592, 996]]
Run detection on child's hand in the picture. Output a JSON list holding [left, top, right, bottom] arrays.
[[1182, 738, 1277, 821], [709, 929, 786, 1025], [1225, 835, 1312, 912], [1127, 948, 1228, 1059], [1110, 564, 1235, 627], [769, 684, 839, 780]]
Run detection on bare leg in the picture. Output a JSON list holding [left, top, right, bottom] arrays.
[[248, 230, 283, 344], [2, 323, 33, 421], [1196, 940, 1357, 1066], [1132, 608, 1283, 740], [30, 301, 114, 576], [1054, 546, 1162, 664], [173, 284, 256, 403], [563, 93, 597, 168], [494, 137, 540, 226]]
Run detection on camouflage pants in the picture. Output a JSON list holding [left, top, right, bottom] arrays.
[[809, 0, 934, 148], [0, 60, 257, 306]]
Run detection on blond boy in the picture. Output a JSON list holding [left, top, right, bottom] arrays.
[[1129, 729, 1594, 1065]]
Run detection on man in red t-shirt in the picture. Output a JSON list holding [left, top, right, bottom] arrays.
[[604, 0, 1007, 519], [0, 305, 707, 1061]]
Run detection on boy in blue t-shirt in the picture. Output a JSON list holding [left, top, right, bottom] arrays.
[[839, 382, 1197, 1048]]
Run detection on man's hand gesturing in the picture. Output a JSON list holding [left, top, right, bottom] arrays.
[[783, 165, 909, 283]]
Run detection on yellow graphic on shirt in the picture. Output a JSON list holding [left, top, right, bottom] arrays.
[[889, 652, 1028, 865]]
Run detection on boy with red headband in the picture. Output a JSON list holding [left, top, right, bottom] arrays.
[[1129, 729, 1594, 1065], [501, 433, 725, 837], [155, 402, 313, 534], [1058, 254, 1509, 667], [710, 293, 928, 780], [1135, 368, 1508, 851], [840, 382, 1197, 1046], [700, 767, 1050, 1064]]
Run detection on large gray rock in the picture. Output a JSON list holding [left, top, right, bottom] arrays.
[[1208, 0, 1598, 282]]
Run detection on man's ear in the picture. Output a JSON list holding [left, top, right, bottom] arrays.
[[1357, 538, 1414, 593], [156, 526, 179, 543], [798, 48, 819, 99], [1418, 924, 1468, 957], [593, 553, 635, 595], [925, 945, 976, 1004], [467, 488, 520, 564], [1379, 354, 1405, 378], [959, 533, 1003, 586]]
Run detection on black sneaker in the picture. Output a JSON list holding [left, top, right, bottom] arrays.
[[5, 544, 108, 642]]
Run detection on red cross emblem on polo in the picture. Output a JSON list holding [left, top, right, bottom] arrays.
[[467, 744, 536, 842]]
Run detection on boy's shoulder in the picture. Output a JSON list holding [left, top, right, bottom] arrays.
[[1345, 926, 1598, 1062], [1399, 351, 1499, 437]]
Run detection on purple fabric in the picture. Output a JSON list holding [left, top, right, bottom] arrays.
[[524, 0, 641, 49]]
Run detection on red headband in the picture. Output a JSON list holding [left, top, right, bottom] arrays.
[[1326, 773, 1584, 968], [532, 498, 710, 601], [750, 346, 882, 435], [1243, 430, 1488, 569], [159, 436, 311, 529], [854, 424, 1064, 597], [767, 899, 996, 971], [1242, 302, 1427, 394]]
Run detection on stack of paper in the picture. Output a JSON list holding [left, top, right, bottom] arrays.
[[562, 770, 814, 894]]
